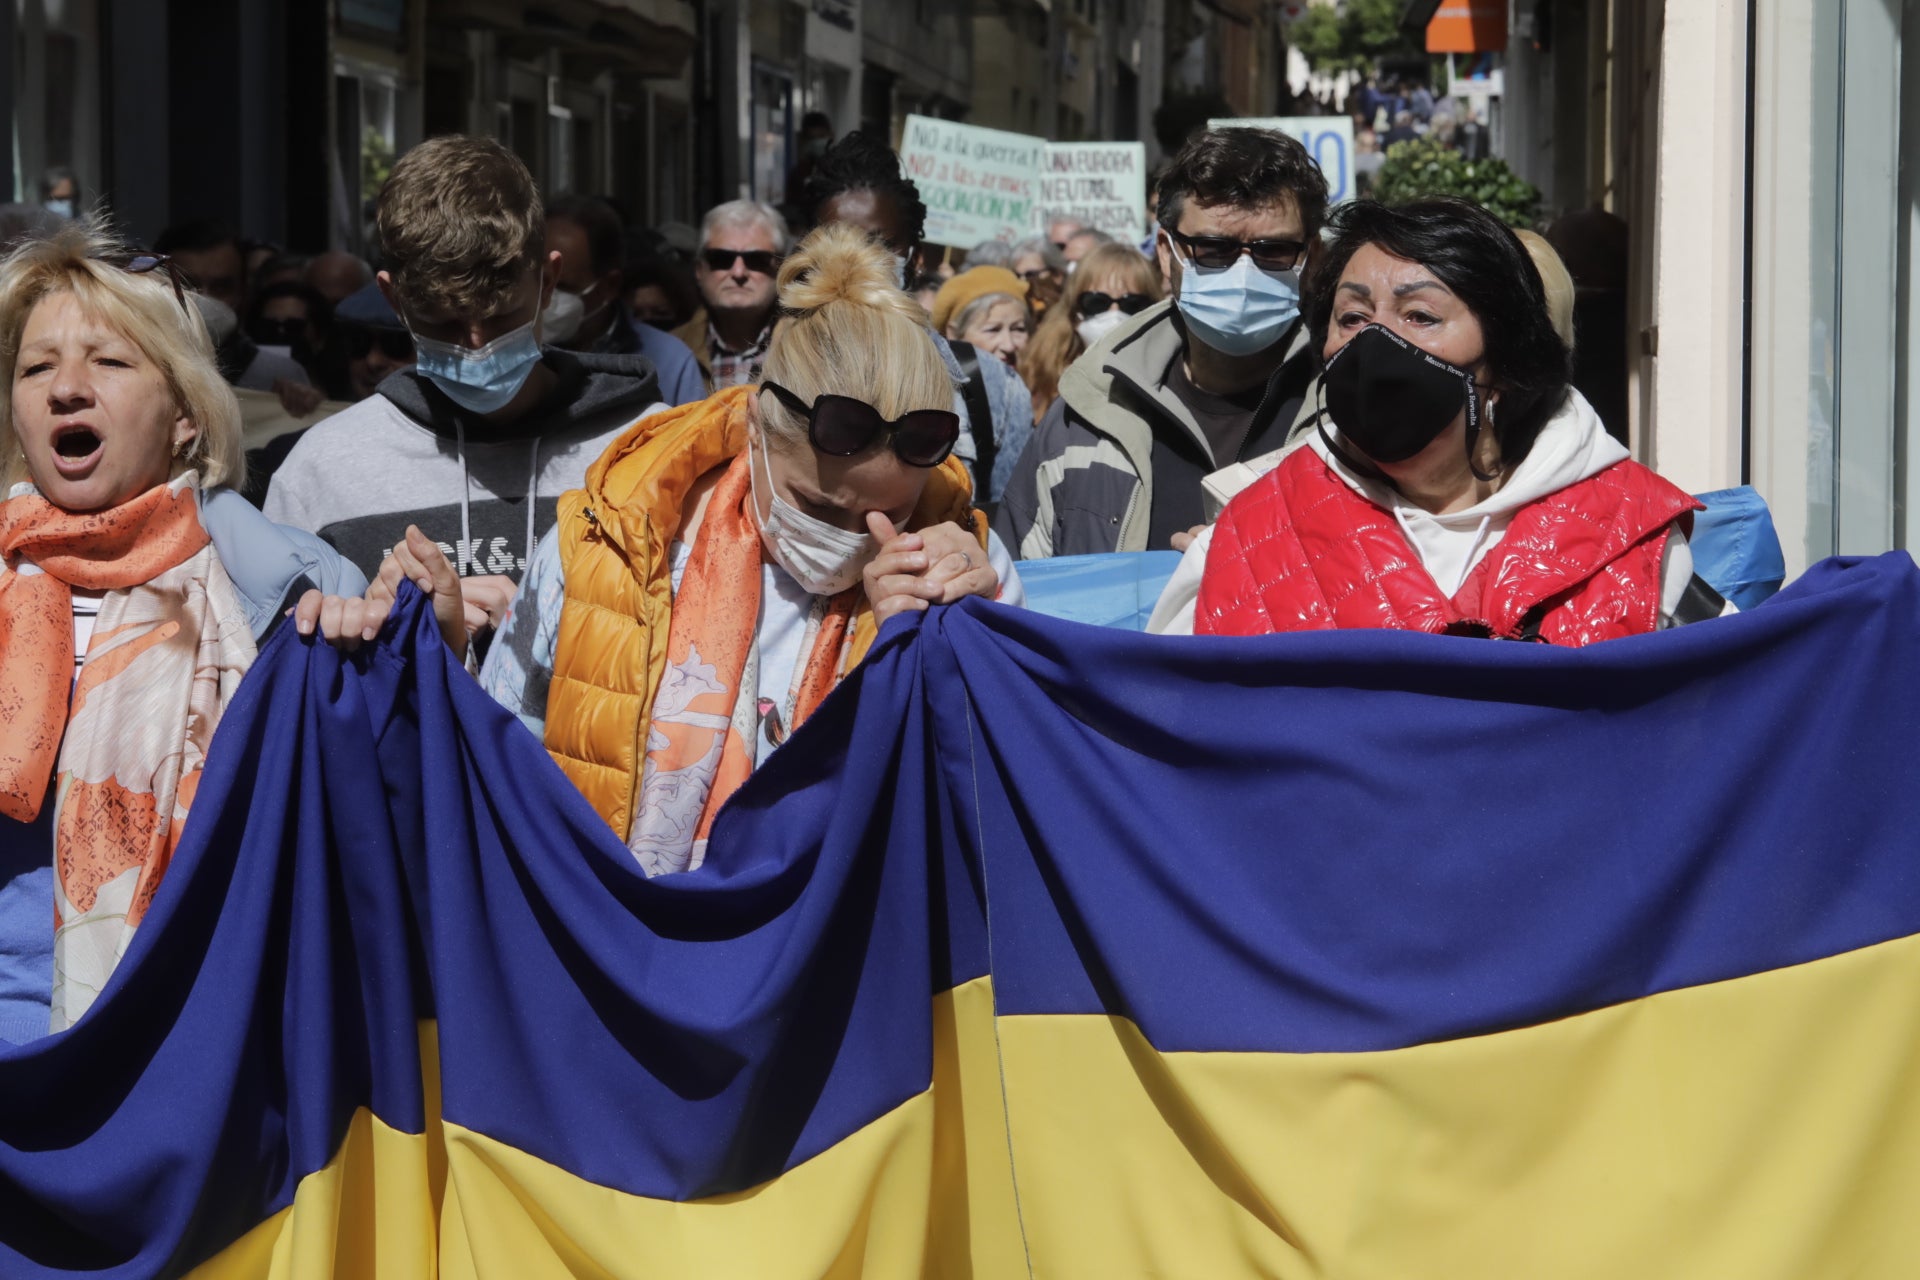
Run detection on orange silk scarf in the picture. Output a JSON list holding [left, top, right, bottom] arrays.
[[626, 450, 855, 876], [0, 482, 210, 821]]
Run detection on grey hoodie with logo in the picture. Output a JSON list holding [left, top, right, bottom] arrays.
[[262, 349, 664, 581]]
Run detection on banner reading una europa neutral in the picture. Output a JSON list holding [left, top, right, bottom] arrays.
[[1037, 141, 1148, 244]]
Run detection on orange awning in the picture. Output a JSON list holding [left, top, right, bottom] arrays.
[[1426, 0, 1507, 53]]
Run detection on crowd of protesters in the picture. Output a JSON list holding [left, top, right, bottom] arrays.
[[0, 119, 1730, 1043]]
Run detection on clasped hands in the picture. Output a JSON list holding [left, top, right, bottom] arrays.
[[291, 526, 500, 661]]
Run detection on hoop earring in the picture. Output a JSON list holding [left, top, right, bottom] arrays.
[[1468, 396, 1502, 483]]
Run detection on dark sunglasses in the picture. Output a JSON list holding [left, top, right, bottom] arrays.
[[1076, 291, 1155, 319], [702, 248, 783, 276], [1165, 229, 1308, 272], [104, 252, 190, 313], [343, 325, 415, 361], [760, 381, 959, 467], [1016, 267, 1056, 284]]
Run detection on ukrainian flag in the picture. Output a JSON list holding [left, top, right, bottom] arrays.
[[1, 553, 1917, 1277]]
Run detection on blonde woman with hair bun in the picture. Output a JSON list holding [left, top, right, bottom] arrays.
[[0, 222, 365, 1038], [466, 221, 1025, 876]]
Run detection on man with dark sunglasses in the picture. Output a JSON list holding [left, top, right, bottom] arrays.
[[674, 200, 790, 392], [996, 127, 1329, 560]]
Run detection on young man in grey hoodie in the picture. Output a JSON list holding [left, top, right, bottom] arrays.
[[263, 135, 666, 633]]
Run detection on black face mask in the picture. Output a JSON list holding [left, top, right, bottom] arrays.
[[1321, 323, 1482, 467]]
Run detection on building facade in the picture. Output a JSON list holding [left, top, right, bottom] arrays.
[[1493, 0, 1919, 577], [14, 0, 1910, 590]]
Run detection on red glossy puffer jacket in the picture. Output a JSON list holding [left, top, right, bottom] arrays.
[[1194, 447, 1702, 646]]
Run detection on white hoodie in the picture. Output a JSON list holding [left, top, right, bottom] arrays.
[[1148, 390, 1718, 635]]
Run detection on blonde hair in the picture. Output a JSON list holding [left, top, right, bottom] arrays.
[[1515, 229, 1576, 351], [377, 135, 544, 321], [759, 222, 951, 448], [1023, 241, 1164, 417], [0, 220, 244, 493]]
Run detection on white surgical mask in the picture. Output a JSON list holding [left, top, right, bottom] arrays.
[[892, 254, 909, 290], [748, 435, 877, 596], [410, 319, 544, 415], [540, 289, 586, 345], [1076, 308, 1129, 347], [1170, 238, 1302, 358], [44, 198, 74, 219]]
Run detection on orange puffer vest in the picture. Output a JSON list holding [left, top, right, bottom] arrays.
[[1195, 446, 1701, 646], [547, 384, 986, 839]]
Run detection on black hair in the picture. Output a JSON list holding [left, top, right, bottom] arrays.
[[1155, 128, 1331, 239], [546, 194, 627, 278], [800, 111, 833, 133], [246, 280, 333, 331], [154, 217, 243, 256], [1304, 197, 1572, 466], [621, 253, 700, 326], [803, 130, 927, 247]]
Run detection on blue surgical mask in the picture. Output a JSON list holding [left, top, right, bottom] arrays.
[[1170, 240, 1302, 358], [410, 320, 544, 414], [44, 198, 74, 219]]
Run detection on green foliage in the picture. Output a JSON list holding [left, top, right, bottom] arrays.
[[1370, 138, 1543, 228], [1289, 0, 1424, 74], [361, 127, 396, 206]]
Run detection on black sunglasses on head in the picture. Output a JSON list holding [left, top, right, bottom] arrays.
[[1076, 291, 1155, 319], [702, 248, 783, 276], [1165, 228, 1308, 272], [759, 381, 959, 467], [103, 252, 190, 313]]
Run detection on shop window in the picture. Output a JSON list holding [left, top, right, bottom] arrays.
[[1749, 0, 1918, 573]]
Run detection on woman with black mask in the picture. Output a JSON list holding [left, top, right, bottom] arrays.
[[1151, 197, 1727, 643]]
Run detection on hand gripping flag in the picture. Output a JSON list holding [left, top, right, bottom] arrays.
[[2, 554, 1919, 1277]]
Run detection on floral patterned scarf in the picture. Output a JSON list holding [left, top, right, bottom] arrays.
[[627, 451, 856, 877], [0, 476, 255, 1030]]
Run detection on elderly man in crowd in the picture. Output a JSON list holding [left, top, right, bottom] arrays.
[[672, 200, 790, 391]]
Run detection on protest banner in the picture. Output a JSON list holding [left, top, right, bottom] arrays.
[[899, 114, 1045, 248], [1210, 116, 1359, 204], [1037, 141, 1148, 243]]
